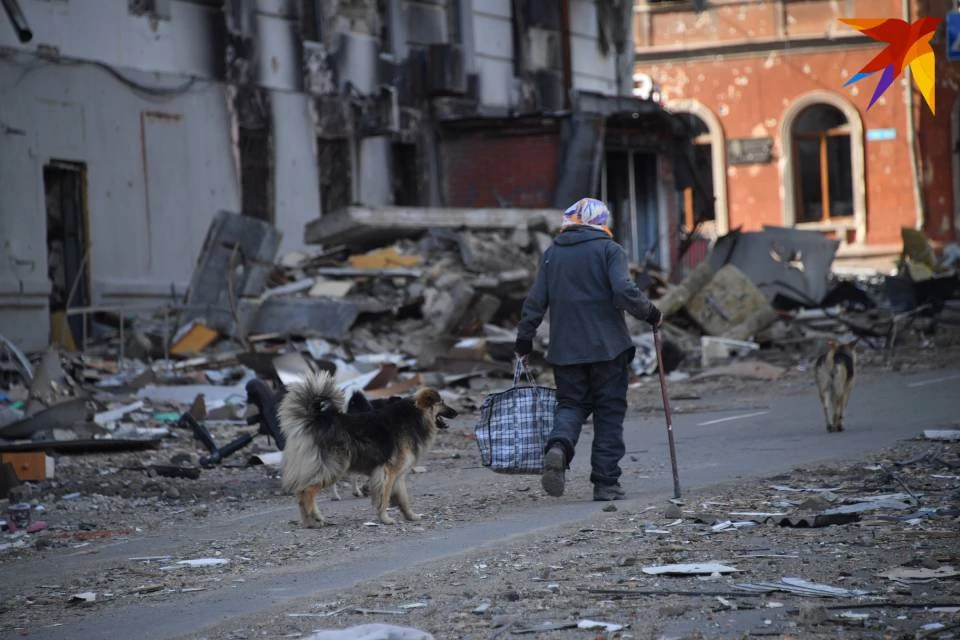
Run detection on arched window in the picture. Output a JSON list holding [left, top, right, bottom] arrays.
[[792, 104, 854, 223], [676, 113, 715, 232], [668, 100, 728, 236]]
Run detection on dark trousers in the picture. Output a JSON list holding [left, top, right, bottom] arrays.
[[546, 348, 632, 487]]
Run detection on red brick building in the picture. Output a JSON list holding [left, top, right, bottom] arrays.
[[634, 0, 960, 265]]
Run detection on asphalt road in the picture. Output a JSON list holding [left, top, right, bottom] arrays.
[[15, 367, 960, 640]]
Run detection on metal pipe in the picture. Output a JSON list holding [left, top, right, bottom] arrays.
[[0, 0, 32, 43]]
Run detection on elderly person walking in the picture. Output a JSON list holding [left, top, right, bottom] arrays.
[[514, 198, 662, 501]]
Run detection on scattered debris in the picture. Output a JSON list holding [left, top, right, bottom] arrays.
[[577, 619, 625, 632], [304, 624, 434, 640], [68, 591, 97, 605], [161, 558, 229, 570], [733, 577, 870, 598], [642, 562, 742, 576], [879, 566, 959, 582]]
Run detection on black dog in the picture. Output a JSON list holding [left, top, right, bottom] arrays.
[[279, 373, 457, 526]]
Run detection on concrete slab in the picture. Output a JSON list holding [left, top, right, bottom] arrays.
[[304, 206, 562, 249]]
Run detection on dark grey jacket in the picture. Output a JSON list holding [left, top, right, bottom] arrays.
[[516, 226, 658, 366]]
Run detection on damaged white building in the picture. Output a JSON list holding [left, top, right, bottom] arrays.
[[0, 0, 701, 352]]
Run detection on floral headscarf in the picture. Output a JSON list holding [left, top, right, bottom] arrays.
[[561, 198, 613, 237]]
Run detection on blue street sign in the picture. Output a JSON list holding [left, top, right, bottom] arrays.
[[948, 11, 960, 62], [866, 128, 897, 141]]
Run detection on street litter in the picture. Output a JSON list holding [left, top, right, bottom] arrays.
[[642, 562, 741, 576], [353, 608, 409, 616], [161, 558, 229, 570], [304, 624, 435, 640], [823, 498, 914, 515], [69, 592, 97, 604], [711, 520, 758, 531], [733, 577, 871, 598], [878, 566, 959, 582], [838, 611, 870, 620], [577, 619, 625, 632]]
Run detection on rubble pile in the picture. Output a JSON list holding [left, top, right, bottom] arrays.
[[1, 214, 959, 500], [0, 213, 563, 508], [645, 226, 960, 373]]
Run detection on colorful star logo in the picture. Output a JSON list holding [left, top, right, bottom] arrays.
[[840, 17, 943, 115]]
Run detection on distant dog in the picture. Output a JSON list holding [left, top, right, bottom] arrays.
[[814, 339, 857, 432], [278, 373, 457, 526]]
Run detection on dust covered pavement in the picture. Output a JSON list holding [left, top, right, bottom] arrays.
[[191, 439, 960, 640]]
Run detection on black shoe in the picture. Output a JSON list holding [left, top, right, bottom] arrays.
[[593, 484, 625, 501], [541, 445, 566, 497]]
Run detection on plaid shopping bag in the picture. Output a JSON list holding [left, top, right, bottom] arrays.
[[475, 360, 557, 474]]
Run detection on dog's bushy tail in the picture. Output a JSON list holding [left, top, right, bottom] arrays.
[[278, 372, 345, 492]]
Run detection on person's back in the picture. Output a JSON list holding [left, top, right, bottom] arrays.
[[536, 225, 637, 367], [515, 198, 662, 501]]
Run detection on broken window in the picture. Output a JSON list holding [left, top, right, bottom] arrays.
[[301, 0, 322, 42], [239, 125, 273, 222], [675, 113, 714, 231], [233, 86, 274, 222], [317, 138, 353, 214], [391, 142, 420, 206], [792, 104, 853, 223]]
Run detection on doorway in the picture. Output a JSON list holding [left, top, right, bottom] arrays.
[[601, 150, 661, 266], [44, 161, 89, 347]]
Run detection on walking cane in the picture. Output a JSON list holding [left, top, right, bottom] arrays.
[[653, 326, 682, 500]]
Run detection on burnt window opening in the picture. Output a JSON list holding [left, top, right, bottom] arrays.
[[391, 142, 420, 206], [317, 138, 353, 215], [301, 0, 322, 42], [792, 104, 853, 223], [239, 125, 274, 222], [676, 113, 714, 231]]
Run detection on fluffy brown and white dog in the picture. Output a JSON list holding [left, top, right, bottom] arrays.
[[278, 372, 457, 526], [814, 339, 857, 433]]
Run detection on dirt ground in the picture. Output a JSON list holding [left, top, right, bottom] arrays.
[[1, 336, 958, 638], [219, 438, 960, 640]]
